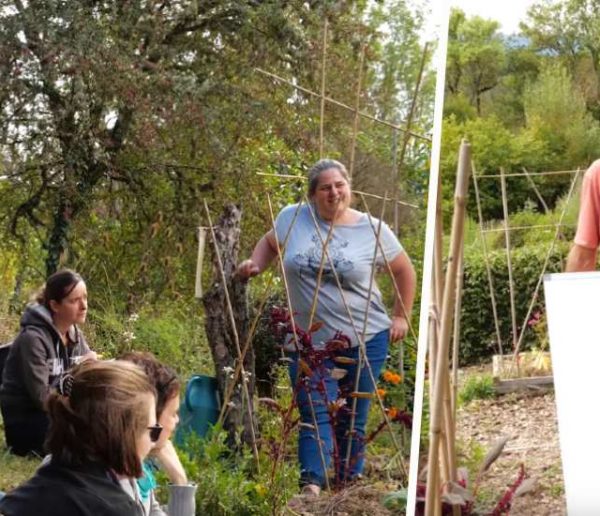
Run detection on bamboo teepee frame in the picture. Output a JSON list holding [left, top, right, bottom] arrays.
[[199, 15, 432, 491], [423, 141, 583, 514]]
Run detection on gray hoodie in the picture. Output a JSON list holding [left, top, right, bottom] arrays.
[[0, 304, 90, 411]]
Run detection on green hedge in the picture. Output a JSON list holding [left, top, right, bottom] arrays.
[[458, 242, 568, 364]]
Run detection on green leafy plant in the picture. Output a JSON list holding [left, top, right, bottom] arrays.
[[458, 374, 495, 405]]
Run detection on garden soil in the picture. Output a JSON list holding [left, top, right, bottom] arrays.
[[456, 391, 566, 515], [285, 482, 396, 515]]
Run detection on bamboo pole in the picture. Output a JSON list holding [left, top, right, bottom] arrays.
[[359, 196, 418, 342], [429, 171, 444, 388], [522, 167, 549, 214], [451, 243, 464, 416], [394, 43, 430, 236], [302, 196, 405, 466], [428, 297, 452, 490], [500, 168, 518, 352], [392, 128, 399, 235], [319, 19, 328, 158], [512, 169, 581, 360], [477, 168, 582, 179], [254, 68, 431, 142], [472, 169, 503, 355], [442, 370, 460, 516], [425, 139, 471, 516], [481, 223, 575, 233], [349, 43, 366, 178], [344, 197, 387, 481], [202, 201, 260, 468], [194, 227, 207, 298], [256, 173, 420, 208], [264, 196, 331, 492]]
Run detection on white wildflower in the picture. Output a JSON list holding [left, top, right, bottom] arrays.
[[122, 331, 136, 342]]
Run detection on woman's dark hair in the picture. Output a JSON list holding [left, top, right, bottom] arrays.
[[45, 360, 156, 478], [36, 269, 84, 310], [307, 158, 351, 197], [120, 351, 180, 418]]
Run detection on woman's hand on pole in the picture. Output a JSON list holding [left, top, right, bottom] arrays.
[[237, 259, 260, 279], [390, 316, 409, 342]]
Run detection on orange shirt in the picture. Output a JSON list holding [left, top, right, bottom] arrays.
[[574, 160, 600, 250]]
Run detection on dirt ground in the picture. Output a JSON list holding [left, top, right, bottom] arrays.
[[285, 482, 397, 515], [456, 390, 566, 515]]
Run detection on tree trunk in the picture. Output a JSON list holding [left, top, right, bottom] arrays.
[[45, 196, 73, 276], [202, 203, 257, 448]]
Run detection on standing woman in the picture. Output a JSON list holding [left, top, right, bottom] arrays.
[[238, 159, 416, 495], [0, 269, 96, 456]]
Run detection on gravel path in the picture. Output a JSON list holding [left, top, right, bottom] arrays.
[[456, 392, 566, 515]]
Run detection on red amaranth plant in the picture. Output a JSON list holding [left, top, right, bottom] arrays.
[[490, 464, 526, 515], [266, 305, 413, 488]]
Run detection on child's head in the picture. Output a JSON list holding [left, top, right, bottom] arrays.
[[120, 351, 181, 447]]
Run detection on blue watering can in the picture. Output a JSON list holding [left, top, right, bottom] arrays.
[[175, 375, 220, 446]]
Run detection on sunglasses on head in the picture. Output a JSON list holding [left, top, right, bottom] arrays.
[[147, 423, 163, 443]]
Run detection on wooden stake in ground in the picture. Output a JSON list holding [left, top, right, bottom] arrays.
[[425, 139, 471, 516], [394, 42, 430, 236], [349, 42, 366, 178], [472, 168, 503, 356], [511, 168, 582, 360], [500, 167, 518, 351], [451, 243, 464, 416], [195, 226, 207, 299], [319, 18, 328, 158]]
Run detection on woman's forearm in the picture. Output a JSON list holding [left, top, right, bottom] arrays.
[[238, 231, 278, 278], [250, 231, 278, 273], [391, 253, 416, 320]]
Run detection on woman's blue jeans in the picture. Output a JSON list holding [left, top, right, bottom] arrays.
[[287, 329, 389, 487]]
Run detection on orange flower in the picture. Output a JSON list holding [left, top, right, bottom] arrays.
[[376, 388, 386, 398], [388, 407, 399, 419], [383, 370, 395, 382], [383, 370, 402, 385]]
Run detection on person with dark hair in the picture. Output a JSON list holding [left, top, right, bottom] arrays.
[[238, 159, 416, 495], [120, 351, 196, 516], [0, 360, 159, 516], [0, 269, 96, 456]]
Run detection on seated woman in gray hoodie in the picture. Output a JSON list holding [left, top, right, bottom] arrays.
[[121, 351, 197, 516], [0, 269, 96, 456]]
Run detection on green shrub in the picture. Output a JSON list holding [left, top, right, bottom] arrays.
[[86, 303, 210, 378], [458, 242, 567, 364], [175, 424, 298, 515], [458, 374, 495, 405]]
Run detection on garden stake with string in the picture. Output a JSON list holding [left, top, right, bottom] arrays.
[[472, 167, 503, 357]]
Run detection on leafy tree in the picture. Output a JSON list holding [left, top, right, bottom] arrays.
[[522, 0, 600, 117], [0, 0, 322, 278], [446, 8, 506, 115]]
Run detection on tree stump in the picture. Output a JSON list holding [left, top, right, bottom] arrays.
[[202, 203, 257, 447]]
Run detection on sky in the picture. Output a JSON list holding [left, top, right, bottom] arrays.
[[448, 0, 539, 35]]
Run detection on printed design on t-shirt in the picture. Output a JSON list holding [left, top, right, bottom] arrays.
[[293, 233, 354, 284]]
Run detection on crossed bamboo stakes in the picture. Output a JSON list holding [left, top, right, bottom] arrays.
[[202, 190, 416, 497], [424, 140, 582, 515]]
